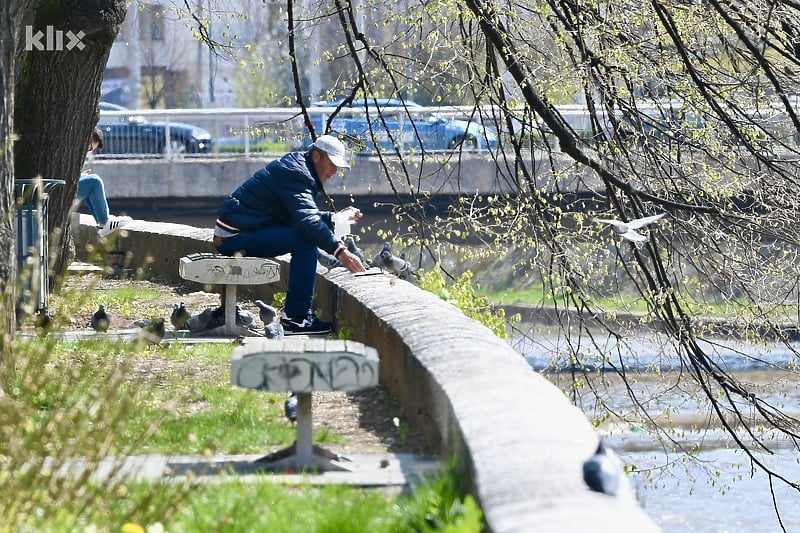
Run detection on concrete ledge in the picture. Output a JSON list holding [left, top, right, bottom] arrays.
[[72, 216, 657, 532]]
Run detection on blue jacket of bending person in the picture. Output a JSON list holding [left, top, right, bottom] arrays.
[[216, 150, 339, 255]]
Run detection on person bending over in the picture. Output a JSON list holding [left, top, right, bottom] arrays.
[[214, 135, 366, 335]]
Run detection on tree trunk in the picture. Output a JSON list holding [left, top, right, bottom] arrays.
[[13, 0, 126, 295], [0, 1, 37, 353]]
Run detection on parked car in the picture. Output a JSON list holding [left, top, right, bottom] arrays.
[[304, 98, 498, 153], [96, 102, 213, 156]]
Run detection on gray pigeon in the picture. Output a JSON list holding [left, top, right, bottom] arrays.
[[91, 305, 110, 332], [284, 392, 298, 422], [254, 300, 284, 339], [185, 308, 213, 332], [378, 242, 417, 280], [593, 213, 666, 244], [345, 236, 364, 261], [170, 301, 191, 330], [317, 237, 363, 270], [235, 305, 256, 329], [318, 249, 342, 269], [582, 440, 623, 496], [137, 317, 166, 345], [35, 311, 54, 337], [371, 242, 391, 270]]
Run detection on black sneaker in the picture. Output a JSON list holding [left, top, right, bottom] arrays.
[[280, 313, 332, 336]]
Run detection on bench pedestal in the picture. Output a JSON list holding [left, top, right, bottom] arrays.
[[253, 392, 351, 472]]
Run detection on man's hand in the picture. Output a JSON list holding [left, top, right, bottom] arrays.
[[339, 206, 362, 223], [339, 249, 366, 273]]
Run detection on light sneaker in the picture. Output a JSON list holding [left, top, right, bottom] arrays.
[[280, 313, 332, 335], [98, 215, 132, 237]]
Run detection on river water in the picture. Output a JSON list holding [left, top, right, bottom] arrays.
[[512, 326, 800, 532]]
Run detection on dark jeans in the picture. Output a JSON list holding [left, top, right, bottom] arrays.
[[216, 226, 318, 318]]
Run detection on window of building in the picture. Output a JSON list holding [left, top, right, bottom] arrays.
[[138, 4, 164, 41]]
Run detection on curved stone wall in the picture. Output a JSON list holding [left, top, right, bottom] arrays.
[[72, 215, 657, 532]]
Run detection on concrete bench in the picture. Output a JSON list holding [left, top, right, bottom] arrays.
[[178, 253, 281, 337], [231, 338, 380, 472]]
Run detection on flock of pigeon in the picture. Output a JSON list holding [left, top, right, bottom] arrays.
[[87, 299, 285, 343], [319, 238, 419, 280], [85, 241, 421, 343]]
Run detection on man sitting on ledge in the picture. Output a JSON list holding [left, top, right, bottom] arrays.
[[213, 135, 366, 335]]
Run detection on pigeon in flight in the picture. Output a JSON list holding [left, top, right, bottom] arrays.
[[254, 299, 284, 339], [170, 302, 191, 330], [91, 305, 110, 332], [582, 440, 624, 496], [593, 213, 666, 244]]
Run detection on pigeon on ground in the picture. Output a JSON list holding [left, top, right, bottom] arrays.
[[170, 301, 191, 330], [185, 307, 213, 332], [91, 304, 110, 332], [284, 392, 298, 423], [235, 305, 256, 329], [377, 242, 417, 280], [582, 440, 624, 496], [137, 317, 166, 345], [593, 213, 667, 244], [254, 300, 284, 339], [35, 311, 54, 336]]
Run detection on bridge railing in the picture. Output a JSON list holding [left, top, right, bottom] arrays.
[[95, 104, 800, 159], [96, 105, 515, 159]]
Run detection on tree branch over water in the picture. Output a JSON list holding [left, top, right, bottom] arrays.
[[287, 0, 800, 526]]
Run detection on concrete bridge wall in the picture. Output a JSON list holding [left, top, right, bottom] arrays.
[[89, 153, 597, 200], [71, 215, 657, 532]]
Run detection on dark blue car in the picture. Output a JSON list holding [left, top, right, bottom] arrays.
[[96, 102, 213, 156], [305, 98, 498, 153]]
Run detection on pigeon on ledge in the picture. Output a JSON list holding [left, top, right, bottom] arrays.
[[582, 440, 624, 497], [91, 305, 110, 332], [170, 302, 191, 330], [593, 213, 666, 244], [345, 236, 364, 262], [377, 242, 417, 280]]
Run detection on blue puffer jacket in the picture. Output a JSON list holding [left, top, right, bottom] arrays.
[[216, 150, 339, 254]]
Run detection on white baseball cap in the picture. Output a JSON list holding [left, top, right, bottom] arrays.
[[311, 135, 350, 169]]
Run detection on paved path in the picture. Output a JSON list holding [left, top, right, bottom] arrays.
[[53, 452, 440, 490], [24, 322, 440, 491]]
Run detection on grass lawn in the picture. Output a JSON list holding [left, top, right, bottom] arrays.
[[1, 279, 483, 532]]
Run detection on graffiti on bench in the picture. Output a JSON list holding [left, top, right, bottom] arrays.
[[179, 254, 280, 285], [231, 342, 379, 393]]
